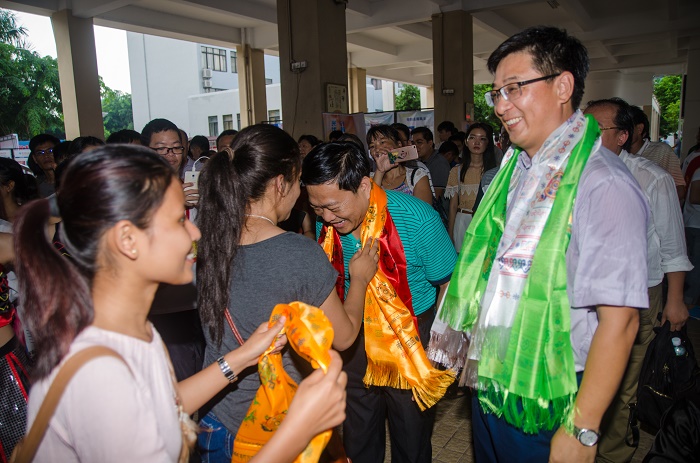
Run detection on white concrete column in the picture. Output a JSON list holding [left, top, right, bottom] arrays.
[[681, 42, 700, 159], [237, 44, 268, 127], [51, 9, 104, 139], [382, 80, 395, 111], [277, 0, 348, 138], [432, 11, 473, 130]]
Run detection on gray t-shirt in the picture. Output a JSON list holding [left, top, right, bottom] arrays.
[[202, 232, 337, 435]]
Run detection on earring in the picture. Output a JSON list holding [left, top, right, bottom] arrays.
[[131, 249, 138, 257]]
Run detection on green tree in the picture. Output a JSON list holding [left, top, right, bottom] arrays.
[[395, 84, 421, 111], [653, 75, 682, 138], [473, 84, 502, 133], [100, 78, 134, 138], [0, 9, 27, 47]]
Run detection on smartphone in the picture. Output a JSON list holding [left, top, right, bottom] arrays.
[[184, 170, 200, 190], [388, 145, 419, 164]]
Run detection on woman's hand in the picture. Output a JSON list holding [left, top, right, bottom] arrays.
[[284, 350, 347, 437], [183, 182, 199, 207], [237, 317, 287, 368], [372, 148, 394, 174], [349, 237, 379, 286]]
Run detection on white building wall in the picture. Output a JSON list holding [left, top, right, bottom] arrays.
[[583, 71, 654, 108], [188, 89, 240, 136]]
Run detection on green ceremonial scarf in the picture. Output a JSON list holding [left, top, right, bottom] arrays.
[[441, 115, 600, 433]]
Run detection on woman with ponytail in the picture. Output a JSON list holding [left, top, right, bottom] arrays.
[[196, 124, 378, 462], [16, 146, 348, 462]]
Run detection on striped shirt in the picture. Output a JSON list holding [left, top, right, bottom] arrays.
[[634, 140, 685, 187], [318, 190, 457, 315]]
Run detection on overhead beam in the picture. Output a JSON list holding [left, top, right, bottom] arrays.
[[461, 0, 537, 13], [346, 0, 372, 17], [347, 32, 398, 56], [95, 5, 241, 47], [0, 0, 58, 15], [177, 0, 276, 24], [396, 22, 432, 40], [471, 11, 518, 40], [557, 0, 594, 32], [71, 0, 139, 18]]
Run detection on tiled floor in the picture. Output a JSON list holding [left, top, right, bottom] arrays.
[[380, 316, 700, 463]]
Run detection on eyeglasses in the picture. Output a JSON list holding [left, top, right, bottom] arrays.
[[34, 148, 54, 156], [484, 73, 562, 107], [599, 126, 621, 131], [151, 146, 185, 156]]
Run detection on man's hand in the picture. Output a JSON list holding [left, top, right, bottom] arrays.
[[661, 299, 689, 331], [549, 427, 595, 463]]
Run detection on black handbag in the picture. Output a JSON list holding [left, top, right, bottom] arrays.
[[636, 321, 700, 433]]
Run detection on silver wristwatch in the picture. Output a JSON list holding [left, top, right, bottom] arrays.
[[216, 356, 238, 383], [573, 425, 600, 447]]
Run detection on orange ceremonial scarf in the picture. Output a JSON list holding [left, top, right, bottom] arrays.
[[319, 181, 455, 410], [232, 302, 334, 463]]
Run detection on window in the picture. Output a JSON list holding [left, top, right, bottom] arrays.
[[236, 114, 241, 130], [202, 46, 227, 72], [208, 116, 219, 137], [230, 50, 237, 73], [223, 114, 234, 131], [268, 110, 281, 122], [265, 78, 273, 85], [371, 78, 383, 90]]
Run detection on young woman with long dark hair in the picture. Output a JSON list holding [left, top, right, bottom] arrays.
[[196, 124, 378, 462], [15, 146, 348, 462], [445, 122, 499, 251]]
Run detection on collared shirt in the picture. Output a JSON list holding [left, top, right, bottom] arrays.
[[620, 150, 693, 286], [422, 150, 451, 190], [682, 150, 700, 229], [634, 139, 685, 187], [510, 118, 649, 371]]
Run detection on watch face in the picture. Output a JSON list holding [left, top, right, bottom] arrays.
[[579, 429, 599, 446]]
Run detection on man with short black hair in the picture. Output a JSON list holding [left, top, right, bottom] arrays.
[[437, 120, 458, 146], [411, 127, 450, 201], [430, 26, 648, 462], [391, 122, 412, 147], [585, 97, 692, 463], [216, 129, 238, 152], [302, 142, 457, 463]]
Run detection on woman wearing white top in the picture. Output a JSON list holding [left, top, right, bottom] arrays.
[[445, 123, 499, 251], [14, 146, 348, 462], [367, 125, 434, 205]]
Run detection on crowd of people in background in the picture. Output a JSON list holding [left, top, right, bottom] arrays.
[[0, 24, 698, 463]]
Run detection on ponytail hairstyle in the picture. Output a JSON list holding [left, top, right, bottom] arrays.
[[0, 157, 39, 221], [460, 122, 498, 183], [197, 124, 301, 345], [13, 145, 175, 378]]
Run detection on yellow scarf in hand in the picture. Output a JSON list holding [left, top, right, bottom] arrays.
[[232, 302, 333, 463], [320, 181, 455, 411]]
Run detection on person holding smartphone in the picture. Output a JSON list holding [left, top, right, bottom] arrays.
[[367, 125, 433, 205]]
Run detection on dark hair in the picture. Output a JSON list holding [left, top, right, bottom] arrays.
[[438, 140, 459, 157], [298, 134, 321, 147], [28, 134, 61, 176], [460, 122, 498, 183], [52, 141, 72, 166], [301, 142, 370, 193], [337, 133, 365, 149], [68, 136, 105, 156], [216, 129, 239, 148], [190, 135, 210, 153], [0, 158, 39, 221], [486, 26, 589, 110], [328, 130, 344, 142], [437, 121, 457, 135], [13, 146, 175, 378], [106, 129, 141, 144], [629, 105, 650, 140], [411, 126, 434, 143], [140, 118, 179, 147], [586, 98, 635, 152], [197, 124, 301, 345], [366, 124, 400, 146], [449, 132, 466, 144], [390, 123, 411, 142]]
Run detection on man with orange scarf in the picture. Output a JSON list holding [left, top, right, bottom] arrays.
[[302, 142, 457, 463]]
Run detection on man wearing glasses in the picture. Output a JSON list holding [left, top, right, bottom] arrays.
[[430, 26, 648, 462]]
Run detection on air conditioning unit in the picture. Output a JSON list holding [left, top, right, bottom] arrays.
[[203, 80, 213, 88], [202, 68, 213, 79]]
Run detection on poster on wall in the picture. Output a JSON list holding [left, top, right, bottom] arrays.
[[322, 113, 366, 144], [396, 110, 435, 136], [363, 112, 395, 134]]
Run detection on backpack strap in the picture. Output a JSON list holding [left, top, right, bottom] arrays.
[[12, 346, 128, 463]]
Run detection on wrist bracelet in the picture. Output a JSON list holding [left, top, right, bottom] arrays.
[[216, 356, 238, 383]]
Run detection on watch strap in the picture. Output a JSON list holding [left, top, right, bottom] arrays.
[[217, 356, 238, 383]]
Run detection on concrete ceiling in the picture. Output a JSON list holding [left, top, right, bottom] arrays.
[[1, 0, 699, 87]]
